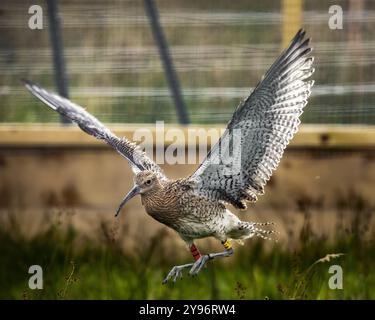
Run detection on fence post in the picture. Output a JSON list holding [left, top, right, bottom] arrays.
[[144, 0, 190, 125], [46, 0, 70, 124]]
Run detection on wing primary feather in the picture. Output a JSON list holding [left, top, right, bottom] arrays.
[[189, 29, 314, 209], [23, 80, 166, 179]]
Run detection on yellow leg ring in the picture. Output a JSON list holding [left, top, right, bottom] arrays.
[[222, 240, 232, 250]]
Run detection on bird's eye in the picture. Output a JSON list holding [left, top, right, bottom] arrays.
[[145, 179, 152, 185]]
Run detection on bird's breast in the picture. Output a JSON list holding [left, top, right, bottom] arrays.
[[141, 185, 226, 239], [141, 190, 182, 228]]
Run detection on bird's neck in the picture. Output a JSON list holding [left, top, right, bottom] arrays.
[[140, 181, 180, 223]]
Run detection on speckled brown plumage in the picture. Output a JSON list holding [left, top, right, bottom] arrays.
[[135, 171, 275, 244], [24, 29, 314, 283]]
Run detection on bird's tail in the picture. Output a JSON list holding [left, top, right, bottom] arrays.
[[236, 221, 278, 242]]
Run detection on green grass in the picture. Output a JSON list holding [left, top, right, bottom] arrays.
[[1, 207, 374, 300]]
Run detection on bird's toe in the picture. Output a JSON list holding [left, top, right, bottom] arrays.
[[189, 255, 210, 275], [163, 263, 193, 284], [172, 268, 183, 282], [162, 266, 177, 284]]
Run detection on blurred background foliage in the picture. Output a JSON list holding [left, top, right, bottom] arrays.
[[1, 202, 374, 299]]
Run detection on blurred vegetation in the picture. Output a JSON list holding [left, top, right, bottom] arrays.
[[1, 199, 374, 300]]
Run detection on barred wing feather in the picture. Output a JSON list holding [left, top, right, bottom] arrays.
[[23, 80, 166, 179], [190, 29, 314, 209]]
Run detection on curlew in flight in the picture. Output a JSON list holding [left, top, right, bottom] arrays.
[[24, 29, 314, 283]]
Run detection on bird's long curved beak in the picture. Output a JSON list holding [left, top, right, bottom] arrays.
[[115, 185, 141, 217]]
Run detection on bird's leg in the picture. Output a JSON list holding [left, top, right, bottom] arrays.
[[189, 240, 234, 276], [189, 243, 202, 261], [162, 243, 202, 284]]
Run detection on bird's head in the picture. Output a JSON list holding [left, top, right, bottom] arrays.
[[115, 170, 160, 217], [134, 170, 159, 193]]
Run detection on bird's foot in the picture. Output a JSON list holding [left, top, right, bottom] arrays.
[[189, 255, 212, 276], [162, 263, 193, 284], [189, 248, 234, 276]]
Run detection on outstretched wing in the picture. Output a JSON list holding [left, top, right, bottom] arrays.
[[23, 80, 166, 179], [189, 29, 314, 209]]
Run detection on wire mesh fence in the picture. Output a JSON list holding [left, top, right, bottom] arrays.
[[0, 0, 375, 124]]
